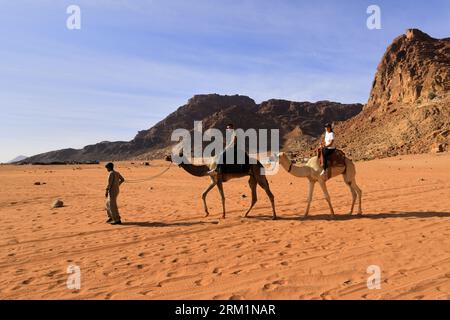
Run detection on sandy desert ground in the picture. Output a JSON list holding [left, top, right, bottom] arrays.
[[1, 153, 450, 300]]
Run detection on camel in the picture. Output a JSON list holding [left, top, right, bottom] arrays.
[[165, 152, 276, 219], [276, 152, 362, 218]]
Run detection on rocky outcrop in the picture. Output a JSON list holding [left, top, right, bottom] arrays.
[[321, 29, 450, 161], [367, 29, 449, 112]]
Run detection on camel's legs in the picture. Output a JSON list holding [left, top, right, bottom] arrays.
[[244, 175, 257, 218], [304, 180, 315, 218], [318, 181, 335, 216], [344, 180, 357, 215], [352, 180, 363, 215], [255, 175, 276, 220], [202, 177, 217, 217], [217, 176, 226, 219], [343, 160, 362, 215]]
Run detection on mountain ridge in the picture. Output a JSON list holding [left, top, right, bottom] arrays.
[[21, 95, 362, 163]]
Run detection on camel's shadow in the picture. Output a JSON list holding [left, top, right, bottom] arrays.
[[121, 220, 219, 228], [247, 211, 450, 222]]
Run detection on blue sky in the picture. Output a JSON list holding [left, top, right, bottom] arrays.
[[0, 0, 449, 162]]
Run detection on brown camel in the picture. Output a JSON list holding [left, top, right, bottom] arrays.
[[165, 153, 276, 219], [276, 152, 362, 218]]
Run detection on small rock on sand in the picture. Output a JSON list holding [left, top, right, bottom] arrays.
[[52, 199, 64, 208]]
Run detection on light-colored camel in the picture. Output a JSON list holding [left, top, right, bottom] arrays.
[[165, 153, 276, 219], [276, 152, 362, 218]]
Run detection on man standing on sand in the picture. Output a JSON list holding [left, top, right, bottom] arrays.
[[105, 162, 125, 225]]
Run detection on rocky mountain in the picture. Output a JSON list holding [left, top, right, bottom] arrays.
[[304, 29, 449, 161], [22, 94, 362, 163], [342, 29, 450, 160]]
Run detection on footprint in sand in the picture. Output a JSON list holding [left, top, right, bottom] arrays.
[[263, 279, 287, 291], [234, 242, 244, 249], [8, 238, 19, 245], [47, 278, 65, 289], [263, 283, 274, 291], [140, 289, 154, 296], [212, 267, 222, 276], [320, 291, 332, 300], [342, 279, 352, 286], [166, 271, 177, 277], [398, 269, 408, 275], [45, 270, 58, 277], [229, 294, 244, 300], [194, 278, 213, 287], [157, 275, 190, 288], [194, 279, 203, 286]]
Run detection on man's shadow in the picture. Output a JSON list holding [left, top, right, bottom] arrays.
[[246, 211, 450, 221]]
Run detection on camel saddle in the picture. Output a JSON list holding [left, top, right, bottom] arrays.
[[318, 148, 346, 177], [220, 148, 252, 174]]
